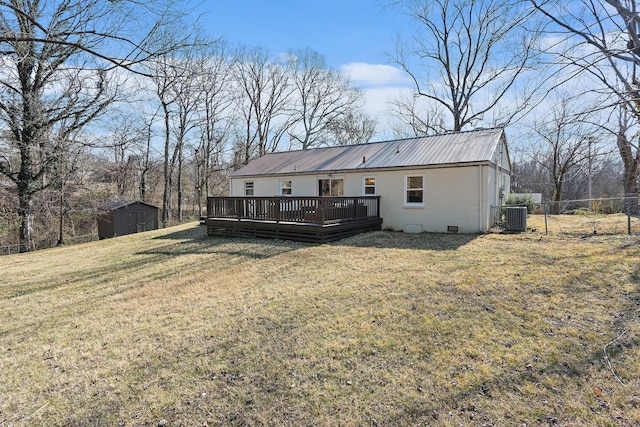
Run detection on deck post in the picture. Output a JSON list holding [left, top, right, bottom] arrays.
[[320, 198, 326, 224]]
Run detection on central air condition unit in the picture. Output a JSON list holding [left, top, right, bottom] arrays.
[[505, 206, 527, 232]]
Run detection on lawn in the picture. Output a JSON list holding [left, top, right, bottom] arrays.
[[1, 223, 639, 426]]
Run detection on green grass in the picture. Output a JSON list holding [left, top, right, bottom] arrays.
[[1, 223, 639, 426]]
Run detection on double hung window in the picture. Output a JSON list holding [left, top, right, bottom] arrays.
[[363, 177, 376, 195], [404, 175, 424, 206], [281, 180, 292, 195], [244, 181, 254, 196]]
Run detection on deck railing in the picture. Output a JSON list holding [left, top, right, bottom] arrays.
[[207, 196, 380, 225]]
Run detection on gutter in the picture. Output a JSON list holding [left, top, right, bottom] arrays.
[[230, 160, 495, 179]]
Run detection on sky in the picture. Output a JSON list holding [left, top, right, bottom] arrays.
[[197, 1, 416, 139], [199, 1, 406, 68]]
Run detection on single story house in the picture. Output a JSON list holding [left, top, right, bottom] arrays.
[[228, 128, 511, 233], [98, 200, 159, 239]]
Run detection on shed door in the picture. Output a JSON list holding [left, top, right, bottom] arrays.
[[129, 212, 146, 234]]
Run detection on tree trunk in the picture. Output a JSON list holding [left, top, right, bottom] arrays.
[[18, 192, 34, 252], [161, 103, 171, 227], [58, 188, 64, 246], [551, 178, 563, 215], [177, 141, 183, 222], [623, 163, 639, 214], [618, 131, 640, 214]]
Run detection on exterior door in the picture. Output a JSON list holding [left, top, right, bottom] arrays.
[[318, 178, 344, 196]]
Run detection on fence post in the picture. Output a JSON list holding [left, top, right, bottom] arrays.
[[626, 197, 631, 235], [544, 203, 548, 235]]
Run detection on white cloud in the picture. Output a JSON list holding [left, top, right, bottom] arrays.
[[360, 86, 414, 140], [336, 62, 416, 139], [361, 86, 412, 116], [340, 62, 411, 86]]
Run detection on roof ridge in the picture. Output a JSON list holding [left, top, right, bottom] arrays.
[[261, 127, 503, 156]]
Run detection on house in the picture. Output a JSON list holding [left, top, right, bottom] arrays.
[[226, 128, 510, 234], [98, 201, 159, 239]]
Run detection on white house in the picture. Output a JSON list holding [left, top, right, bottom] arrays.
[[229, 128, 511, 233]]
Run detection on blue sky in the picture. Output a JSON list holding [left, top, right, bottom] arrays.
[[199, 1, 407, 68], [197, 1, 415, 138]]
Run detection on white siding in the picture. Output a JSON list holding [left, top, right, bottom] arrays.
[[230, 163, 506, 233]]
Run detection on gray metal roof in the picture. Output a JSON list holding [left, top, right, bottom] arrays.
[[101, 200, 158, 211], [231, 128, 508, 177]]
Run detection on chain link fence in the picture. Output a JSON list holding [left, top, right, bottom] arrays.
[[0, 233, 97, 256], [496, 197, 640, 236]]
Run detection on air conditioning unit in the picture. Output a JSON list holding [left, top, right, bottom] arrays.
[[505, 206, 527, 232]]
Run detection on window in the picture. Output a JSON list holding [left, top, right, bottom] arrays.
[[363, 177, 376, 195], [318, 178, 344, 196], [404, 175, 424, 206], [244, 181, 254, 196], [280, 180, 292, 195]]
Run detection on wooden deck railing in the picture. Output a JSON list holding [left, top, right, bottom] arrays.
[[206, 196, 380, 225]]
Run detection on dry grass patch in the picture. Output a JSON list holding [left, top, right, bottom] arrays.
[[527, 212, 640, 235], [1, 223, 639, 426]]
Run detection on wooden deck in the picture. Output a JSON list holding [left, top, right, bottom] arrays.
[[206, 196, 382, 243]]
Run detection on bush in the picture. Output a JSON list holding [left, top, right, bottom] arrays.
[[568, 208, 591, 216], [504, 194, 536, 214]]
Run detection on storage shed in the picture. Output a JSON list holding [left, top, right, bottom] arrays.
[[98, 201, 159, 239]]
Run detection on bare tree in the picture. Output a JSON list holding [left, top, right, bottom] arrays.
[[148, 55, 179, 226], [288, 48, 363, 149], [390, 0, 541, 132], [194, 46, 234, 215], [326, 111, 377, 146], [147, 47, 208, 225], [529, 99, 596, 213], [387, 93, 446, 137], [105, 112, 147, 198], [139, 108, 159, 203], [0, 0, 194, 251], [171, 50, 205, 222], [595, 105, 640, 211], [233, 46, 294, 165], [529, 0, 640, 209]]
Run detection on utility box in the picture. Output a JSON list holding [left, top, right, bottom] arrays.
[[505, 206, 527, 232]]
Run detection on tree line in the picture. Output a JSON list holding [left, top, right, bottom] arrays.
[[1, 0, 639, 251]]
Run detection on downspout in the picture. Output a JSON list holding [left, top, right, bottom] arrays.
[[478, 165, 483, 232], [496, 141, 503, 206]]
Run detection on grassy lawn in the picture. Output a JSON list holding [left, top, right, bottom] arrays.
[[1, 223, 639, 426]]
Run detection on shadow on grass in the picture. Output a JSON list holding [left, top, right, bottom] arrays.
[[152, 224, 209, 240], [333, 230, 481, 251], [142, 223, 308, 259], [153, 224, 484, 252]]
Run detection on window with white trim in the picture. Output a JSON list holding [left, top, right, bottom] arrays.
[[363, 177, 376, 195], [404, 175, 424, 206], [244, 181, 254, 196], [281, 180, 292, 195]]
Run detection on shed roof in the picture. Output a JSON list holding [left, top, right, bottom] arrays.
[[100, 200, 158, 211], [231, 128, 508, 177]]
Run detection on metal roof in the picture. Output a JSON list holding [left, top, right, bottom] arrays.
[[100, 200, 158, 211], [231, 128, 507, 177]]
